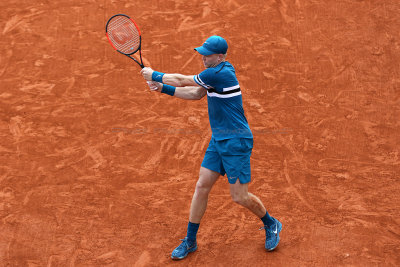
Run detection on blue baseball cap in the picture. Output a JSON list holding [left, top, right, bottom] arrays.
[[194, 36, 228, 55]]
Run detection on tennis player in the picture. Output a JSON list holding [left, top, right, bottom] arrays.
[[141, 36, 282, 260]]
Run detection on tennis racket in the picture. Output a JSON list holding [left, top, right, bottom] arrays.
[[106, 14, 144, 68]]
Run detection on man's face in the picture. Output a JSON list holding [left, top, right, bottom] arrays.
[[202, 54, 223, 68]]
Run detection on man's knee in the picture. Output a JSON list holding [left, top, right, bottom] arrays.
[[195, 179, 212, 196], [195, 167, 219, 196], [231, 192, 249, 206]]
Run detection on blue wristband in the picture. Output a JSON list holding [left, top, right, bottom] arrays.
[[152, 71, 165, 83], [161, 84, 176, 96]]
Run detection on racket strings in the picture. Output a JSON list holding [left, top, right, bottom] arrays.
[[108, 23, 139, 52], [107, 16, 140, 54]]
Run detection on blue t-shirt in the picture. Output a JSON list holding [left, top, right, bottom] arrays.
[[194, 61, 253, 141]]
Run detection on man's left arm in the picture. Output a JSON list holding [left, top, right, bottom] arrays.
[[147, 81, 206, 100]]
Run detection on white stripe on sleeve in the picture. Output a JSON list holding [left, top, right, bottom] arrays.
[[194, 75, 211, 89]]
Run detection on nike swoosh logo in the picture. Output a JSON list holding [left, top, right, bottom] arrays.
[[273, 224, 278, 235]]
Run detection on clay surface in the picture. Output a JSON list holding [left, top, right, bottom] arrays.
[[1, 0, 399, 266]]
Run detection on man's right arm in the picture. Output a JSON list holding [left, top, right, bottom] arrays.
[[162, 73, 198, 87], [141, 67, 198, 87]]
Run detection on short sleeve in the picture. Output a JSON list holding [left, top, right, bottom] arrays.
[[194, 68, 214, 89]]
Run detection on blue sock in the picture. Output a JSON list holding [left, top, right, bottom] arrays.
[[186, 222, 200, 244], [260, 211, 275, 227]]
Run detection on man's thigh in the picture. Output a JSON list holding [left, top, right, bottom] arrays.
[[216, 138, 253, 184], [201, 138, 226, 176], [229, 178, 249, 200], [222, 154, 251, 184]]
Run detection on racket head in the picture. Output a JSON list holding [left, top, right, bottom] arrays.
[[106, 14, 142, 55]]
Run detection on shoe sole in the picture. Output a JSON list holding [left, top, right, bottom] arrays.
[[171, 246, 197, 260]]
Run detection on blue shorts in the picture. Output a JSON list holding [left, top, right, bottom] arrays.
[[201, 137, 253, 184]]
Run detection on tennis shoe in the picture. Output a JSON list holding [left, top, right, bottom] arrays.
[[171, 237, 197, 260], [261, 217, 282, 251]]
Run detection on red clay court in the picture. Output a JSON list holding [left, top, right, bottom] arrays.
[[1, 0, 399, 266]]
